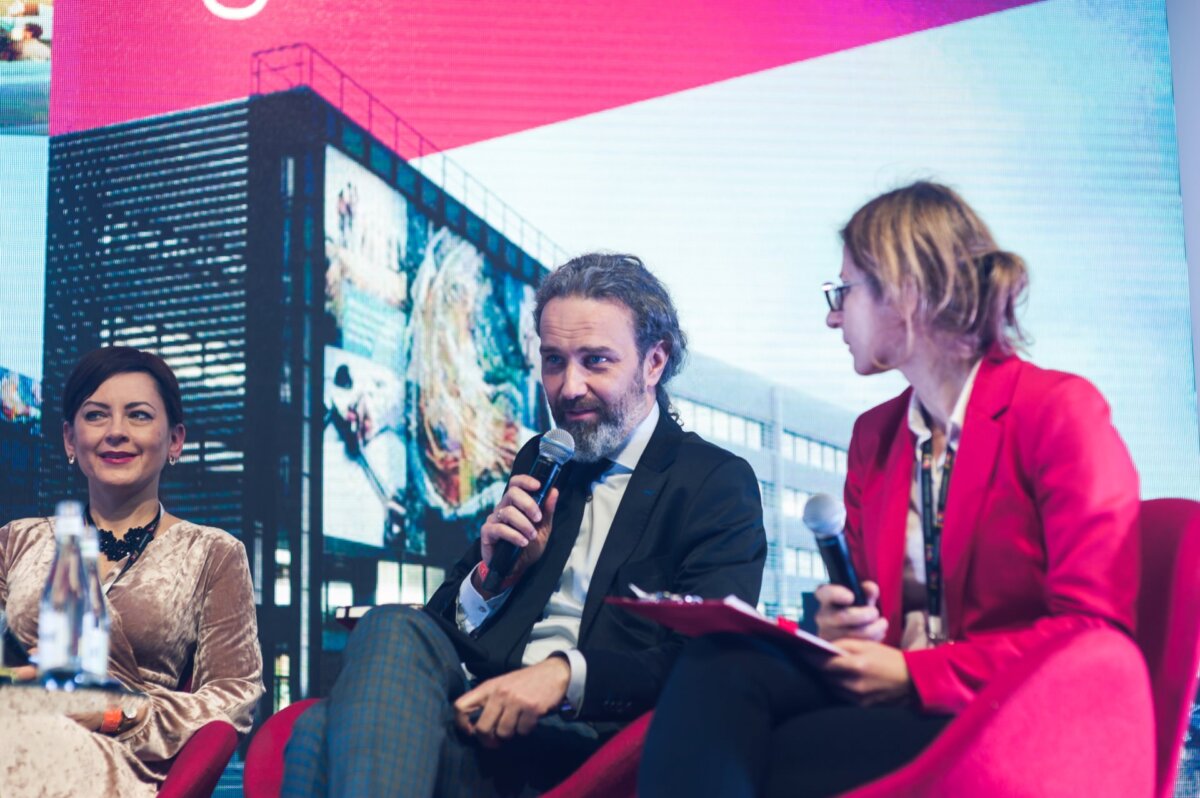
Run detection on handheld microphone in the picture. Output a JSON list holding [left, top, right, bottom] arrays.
[[482, 428, 575, 593], [802, 493, 867, 606]]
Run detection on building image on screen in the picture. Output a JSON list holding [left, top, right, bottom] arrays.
[[28, 5, 1200, 754], [29, 75, 959, 707], [33, 86, 560, 708], [318, 142, 547, 636]]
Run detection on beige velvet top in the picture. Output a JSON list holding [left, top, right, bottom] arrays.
[[0, 516, 264, 786]]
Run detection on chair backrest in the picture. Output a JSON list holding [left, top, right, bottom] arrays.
[[1136, 498, 1200, 798]]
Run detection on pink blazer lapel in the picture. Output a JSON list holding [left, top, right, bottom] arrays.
[[940, 353, 1021, 635], [863, 396, 917, 645]]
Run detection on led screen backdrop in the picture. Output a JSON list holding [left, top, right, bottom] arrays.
[[0, 0, 1195, 721], [15, 0, 1194, 501], [0, 0, 50, 520]]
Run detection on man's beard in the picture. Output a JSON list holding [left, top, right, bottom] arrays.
[[552, 374, 647, 463]]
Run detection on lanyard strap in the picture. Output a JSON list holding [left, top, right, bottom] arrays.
[[919, 438, 954, 644]]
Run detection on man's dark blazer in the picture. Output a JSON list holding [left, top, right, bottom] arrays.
[[425, 408, 767, 722]]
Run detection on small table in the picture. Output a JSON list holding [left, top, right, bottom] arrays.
[[0, 680, 148, 717]]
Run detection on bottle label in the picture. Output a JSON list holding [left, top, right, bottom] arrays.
[[80, 615, 110, 679], [37, 610, 71, 671]]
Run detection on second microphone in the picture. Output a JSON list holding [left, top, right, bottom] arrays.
[[802, 492, 867, 606]]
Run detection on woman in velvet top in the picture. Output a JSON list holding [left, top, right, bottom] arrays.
[[0, 346, 263, 797], [638, 181, 1139, 798]]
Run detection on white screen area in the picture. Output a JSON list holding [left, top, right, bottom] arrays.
[[430, 0, 1199, 497]]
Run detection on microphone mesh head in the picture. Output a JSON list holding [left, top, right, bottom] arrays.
[[539, 428, 575, 465], [802, 493, 846, 539]]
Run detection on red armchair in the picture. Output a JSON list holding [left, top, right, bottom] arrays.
[[242, 698, 322, 798], [148, 674, 241, 798], [243, 498, 1200, 798], [544, 497, 1200, 798], [157, 718, 240, 798], [1135, 499, 1200, 798]]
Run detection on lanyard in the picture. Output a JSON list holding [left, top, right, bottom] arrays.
[[919, 438, 954, 644]]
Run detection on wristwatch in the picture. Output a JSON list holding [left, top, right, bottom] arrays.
[[100, 704, 138, 734]]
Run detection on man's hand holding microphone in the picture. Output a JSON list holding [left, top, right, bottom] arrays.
[[456, 429, 576, 745], [472, 474, 561, 599], [474, 428, 574, 597]]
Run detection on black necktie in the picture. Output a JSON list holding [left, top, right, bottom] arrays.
[[532, 458, 612, 580], [567, 458, 614, 493]]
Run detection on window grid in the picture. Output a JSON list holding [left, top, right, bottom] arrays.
[[781, 547, 827, 580], [675, 397, 765, 451]]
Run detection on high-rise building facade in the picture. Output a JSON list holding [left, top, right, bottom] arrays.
[[44, 100, 254, 531], [671, 354, 854, 622]]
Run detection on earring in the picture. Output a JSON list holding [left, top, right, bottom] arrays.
[[68, 454, 75, 465], [169, 456, 178, 466]]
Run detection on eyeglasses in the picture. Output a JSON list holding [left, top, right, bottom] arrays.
[[821, 281, 861, 313]]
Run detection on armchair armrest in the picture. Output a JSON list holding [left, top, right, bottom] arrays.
[[542, 711, 653, 798], [157, 719, 238, 798], [242, 698, 322, 798], [842, 626, 1155, 798]]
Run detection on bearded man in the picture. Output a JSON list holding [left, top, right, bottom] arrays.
[[284, 253, 767, 797]]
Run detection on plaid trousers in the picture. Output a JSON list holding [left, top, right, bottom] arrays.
[[281, 604, 605, 797]]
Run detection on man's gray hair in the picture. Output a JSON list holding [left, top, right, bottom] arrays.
[[533, 253, 688, 412]]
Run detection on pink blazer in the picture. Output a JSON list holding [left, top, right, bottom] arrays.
[[843, 351, 1140, 714]]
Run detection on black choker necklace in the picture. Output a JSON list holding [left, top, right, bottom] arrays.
[[86, 504, 163, 562]]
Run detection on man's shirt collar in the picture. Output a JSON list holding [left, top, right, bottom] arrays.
[[609, 401, 660, 473]]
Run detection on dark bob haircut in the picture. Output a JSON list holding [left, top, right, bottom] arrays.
[[63, 347, 184, 428]]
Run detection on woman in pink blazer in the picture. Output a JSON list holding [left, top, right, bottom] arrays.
[[639, 181, 1140, 798]]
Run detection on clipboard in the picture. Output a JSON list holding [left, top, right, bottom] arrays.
[[607, 588, 845, 657]]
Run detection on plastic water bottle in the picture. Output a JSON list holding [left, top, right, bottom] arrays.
[[38, 501, 88, 686], [79, 523, 110, 685]]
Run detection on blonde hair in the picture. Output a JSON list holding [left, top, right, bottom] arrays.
[[840, 181, 1028, 361]]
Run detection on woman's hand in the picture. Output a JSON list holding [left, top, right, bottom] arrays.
[[822, 639, 913, 706], [814, 580, 887, 642], [67, 711, 104, 732], [8, 645, 128, 732], [70, 703, 147, 735]]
